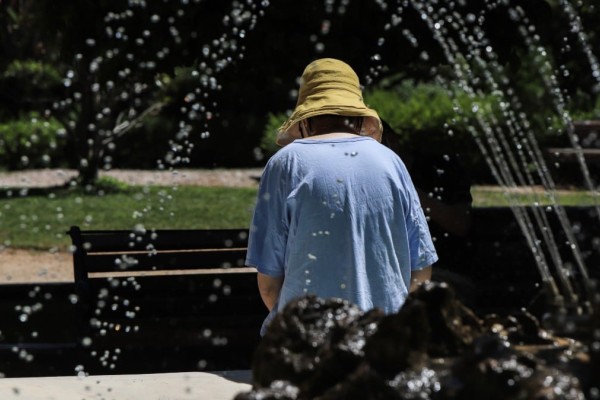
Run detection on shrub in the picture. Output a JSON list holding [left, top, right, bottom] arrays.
[[256, 80, 582, 184], [0, 112, 66, 170], [363, 81, 507, 182], [260, 113, 287, 158], [365, 80, 503, 146], [2, 59, 62, 90], [258, 82, 500, 170]]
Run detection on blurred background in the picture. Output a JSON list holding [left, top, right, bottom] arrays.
[[2, 0, 599, 186]]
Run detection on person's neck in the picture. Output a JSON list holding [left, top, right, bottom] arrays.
[[304, 132, 359, 140]]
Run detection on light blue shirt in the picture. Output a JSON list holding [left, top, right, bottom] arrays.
[[246, 136, 438, 334]]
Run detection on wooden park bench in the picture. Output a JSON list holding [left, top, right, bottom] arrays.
[[546, 120, 600, 181], [0, 227, 266, 377], [65, 226, 266, 375], [546, 120, 600, 186], [546, 120, 600, 162]]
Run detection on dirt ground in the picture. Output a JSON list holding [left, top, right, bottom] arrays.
[[0, 168, 263, 284], [0, 248, 74, 284]]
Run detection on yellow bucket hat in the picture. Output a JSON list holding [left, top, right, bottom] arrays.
[[276, 58, 383, 146]]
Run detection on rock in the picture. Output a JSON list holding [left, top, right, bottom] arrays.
[[445, 334, 585, 400], [251, 295, 383, 398], [238, 282, 587, 400], [407, 281, 484, 357]]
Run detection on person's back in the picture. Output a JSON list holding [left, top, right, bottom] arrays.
[[249, 135, 434, 316], [245, 58, 437, 334]]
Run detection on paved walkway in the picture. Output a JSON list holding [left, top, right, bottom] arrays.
[[0, 168, 264, 188], [0, 371, 251, 400]]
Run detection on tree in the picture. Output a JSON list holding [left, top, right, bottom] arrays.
[[3, 0, 600, 181], [5, 0, 267, 185]]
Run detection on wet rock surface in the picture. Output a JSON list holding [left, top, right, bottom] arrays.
[[446, 334, 585, 400], [249, 296, 384, 398], [235, 282, 589, 400]]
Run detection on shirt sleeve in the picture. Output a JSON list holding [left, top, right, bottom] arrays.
[[245, 156, 289, 277], [401, 164, 439, 271], [408, 208, 439, 270]]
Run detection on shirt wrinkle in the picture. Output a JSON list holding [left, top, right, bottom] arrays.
[[246, 137, 438, 335]]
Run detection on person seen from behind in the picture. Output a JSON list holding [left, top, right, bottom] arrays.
[[245, 58, 438, 335]]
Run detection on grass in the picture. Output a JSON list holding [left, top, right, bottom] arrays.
[[471, 186, 600, 207], [0, 185, 258, 250], [0, 183, 597, 250]]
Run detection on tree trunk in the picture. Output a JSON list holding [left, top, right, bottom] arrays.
[[77, 155, 100, 187], [72, 64, 102, 187]]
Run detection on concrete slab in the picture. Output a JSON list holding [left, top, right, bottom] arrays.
[[0, 370, 252, 400]]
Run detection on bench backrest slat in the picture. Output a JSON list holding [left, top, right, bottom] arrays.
[[67, 226, 252, 282], [83, 248, 248, 273], [68, 227, 249, 253]]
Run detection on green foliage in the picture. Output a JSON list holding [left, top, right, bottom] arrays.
[[364, 81, 505, 181], [2, 59, 62, 90], [0, 112, 66, 170], [3, 0, 600, 173], [260, 113, 287, 157], [366, 81, 457, 133], [0, 60, 63, 118], [567, 95, 600, 121], [258, 82, 503, 171], [366, 80, 502, 135], [92, 176, 134, 194]]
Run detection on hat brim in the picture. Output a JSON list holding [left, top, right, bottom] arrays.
[[276, 110, 382, 147]]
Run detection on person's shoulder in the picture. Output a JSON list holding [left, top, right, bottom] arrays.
[[367, 139, 406, 162], [267, 142, 298, 158], [262, 142, 304, 170]]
